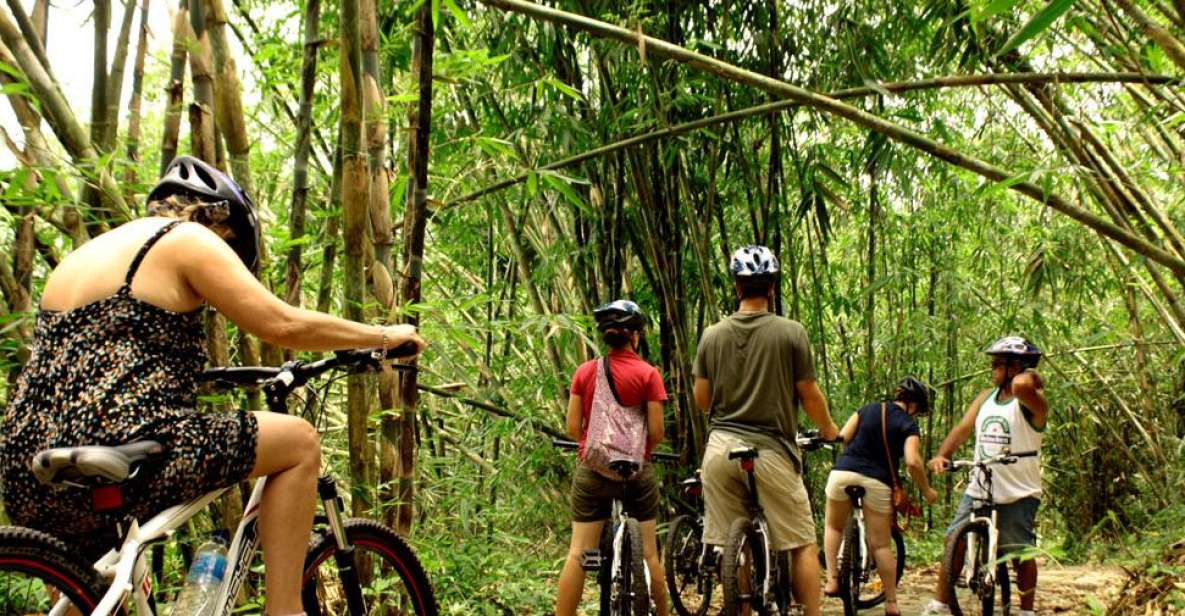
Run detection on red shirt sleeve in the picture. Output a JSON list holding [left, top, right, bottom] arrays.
[[570, 361, 593, 397], [647, 367, 668, 403]]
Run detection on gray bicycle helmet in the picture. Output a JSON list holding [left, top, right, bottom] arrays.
[[730, 245, 779, 278], [148, 155, 261, 273], [594, 300, 647, 332], [895, 376, 934, 415], [984, 336, 1042, 368]]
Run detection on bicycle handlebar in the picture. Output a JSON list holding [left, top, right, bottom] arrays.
[[950, 450, 1038, 469], [551, 439, 680, 462], [796, 430, 843, 452], [200, 342, 420, 391]]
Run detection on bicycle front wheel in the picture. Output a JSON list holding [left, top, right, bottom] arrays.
[[665, 514, 712, 616], [722, 517, 768, 616], [0, 526, 106, 615], [942, 520, 1010, 616], [302, 518, 438, 616]]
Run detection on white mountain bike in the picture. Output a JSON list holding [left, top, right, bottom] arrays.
[[553, 439, 678, 615], [941, 449, 1038, 616], [0, 344, 438, 615]]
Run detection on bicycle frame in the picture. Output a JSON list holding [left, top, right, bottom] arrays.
[[952, 451, 1035, 592], [76, 476, 264, 616]]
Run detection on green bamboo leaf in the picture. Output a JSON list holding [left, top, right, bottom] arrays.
[[443, 0, 470, 27], [993, 0, 1076, 58], [979, 0, 1022, 20], [543, 78, 583, 101], [541, 173, 586, 211]]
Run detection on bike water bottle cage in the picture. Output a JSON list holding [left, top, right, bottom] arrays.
[[608, 459, 640, 479]]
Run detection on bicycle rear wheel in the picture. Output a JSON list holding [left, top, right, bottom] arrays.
[[0, 526, 105, 615], [722, 517, 768, 616], [837, 517, 863, 616], [665, 514, 712, 616], [839, 518, 906, 613], [623, 518, 649, 616], [302, 518, 438, 616], [942, 520, 1010, 616]]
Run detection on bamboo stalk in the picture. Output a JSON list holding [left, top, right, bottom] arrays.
[[393, 0, 435, 537], [161, 2, 189, 175], [285, 0, 321, 309], [340, 0, 374, 518], [101, 0, 137, 153], [1115, 0, 1185, 72], [90, 0, 110, 155], [4, 0, 51, 91], [125, 0, 149, 205]]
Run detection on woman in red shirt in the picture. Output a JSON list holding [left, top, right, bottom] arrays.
[[555, 300, 669, 616]]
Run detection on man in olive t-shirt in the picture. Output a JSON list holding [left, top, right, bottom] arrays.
[[693, 245, 838, 616]]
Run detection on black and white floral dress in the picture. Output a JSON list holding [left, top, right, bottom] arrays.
[[1, 220, 258, 560]]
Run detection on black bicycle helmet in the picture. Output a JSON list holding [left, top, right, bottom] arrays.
[[984, 336, 1042, 368], [147, 155, 261, 273], [593, 300, 647, 332], [730, 245, 779, 278], [895, 376, 934, 415]]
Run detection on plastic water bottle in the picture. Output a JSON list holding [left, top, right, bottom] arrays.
[[170, 531, 229, 616]]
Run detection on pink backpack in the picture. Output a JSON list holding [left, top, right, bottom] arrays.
[[580, 357, 648, 480]]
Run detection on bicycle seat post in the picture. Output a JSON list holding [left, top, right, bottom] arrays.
[[728, 447, 762, 513]]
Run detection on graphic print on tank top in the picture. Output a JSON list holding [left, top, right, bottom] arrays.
[[968, 387, 1043, 504]]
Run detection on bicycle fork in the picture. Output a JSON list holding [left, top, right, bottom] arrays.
[[962, 511, 1001, 590], [304, 476, 365, 616]]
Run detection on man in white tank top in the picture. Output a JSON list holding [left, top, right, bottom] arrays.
[[921, 337, 1049, 616]]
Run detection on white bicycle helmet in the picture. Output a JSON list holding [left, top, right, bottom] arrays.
[[730, 245, 779, 278], [984, 336, 1042, 368]]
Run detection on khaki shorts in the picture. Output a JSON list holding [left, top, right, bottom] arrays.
[[824, 470, 893, 513], [702, 431, 816, 552], [571, 463, 660, 522]]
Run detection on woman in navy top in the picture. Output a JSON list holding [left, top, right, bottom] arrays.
[[822, 377, 938, 615]]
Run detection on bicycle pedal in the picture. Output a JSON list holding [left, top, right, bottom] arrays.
[[580, 548, 602, 571]]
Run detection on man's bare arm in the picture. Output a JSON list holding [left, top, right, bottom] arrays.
[[796, 378, 838, 440]]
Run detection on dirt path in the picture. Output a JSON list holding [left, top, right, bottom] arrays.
[[632, 559, 1126, 615], [832, 560, 1126, 615]]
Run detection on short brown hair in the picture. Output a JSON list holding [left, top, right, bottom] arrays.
[[736, 274, 777, 299]]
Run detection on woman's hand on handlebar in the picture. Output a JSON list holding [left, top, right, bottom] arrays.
[[381, 324, 428, 355]]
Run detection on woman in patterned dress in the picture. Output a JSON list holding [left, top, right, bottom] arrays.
[[1, 156, 425, 615]]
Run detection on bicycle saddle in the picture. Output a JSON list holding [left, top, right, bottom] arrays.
[[844, 485, 866, 499], [727, 447, 759, 461], [31, 440, 164, 487], [681, 473, 702, 488], [608, 459, 640, 479]]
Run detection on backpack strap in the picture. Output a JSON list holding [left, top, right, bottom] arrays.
[[124, 220, 183, 289], [602, 356, 625, 406], [881, 402, 901, 491]]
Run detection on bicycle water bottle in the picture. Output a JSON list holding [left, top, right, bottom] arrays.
[[170, 531, 229, 616]]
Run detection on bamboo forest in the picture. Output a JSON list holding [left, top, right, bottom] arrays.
[[1, 0, 1185, 614]]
